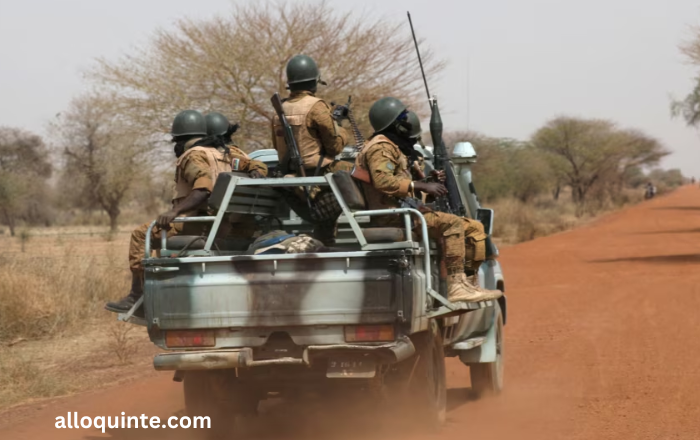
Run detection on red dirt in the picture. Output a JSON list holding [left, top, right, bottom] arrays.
[[2, 186, 700, 439]]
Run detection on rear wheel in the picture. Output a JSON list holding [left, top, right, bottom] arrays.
[[408, 322, 447, 429], [469, 304, 504, 396], [183, 370, 259, 439]]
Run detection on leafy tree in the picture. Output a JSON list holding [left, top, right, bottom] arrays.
[[671, 25, 700, 126], [444, 131, 554, 202], [531, 117, 668, 207]]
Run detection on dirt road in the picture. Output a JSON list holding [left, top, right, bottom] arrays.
[[2, 186, 700, 440]]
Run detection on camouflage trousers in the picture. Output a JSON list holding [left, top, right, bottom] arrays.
[[128, 221, 182, 273], [423, 211, 487, 275], [373, 210, 487, 275]]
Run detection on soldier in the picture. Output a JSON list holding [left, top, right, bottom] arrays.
[[406, 111, 423, 143], [405, 111, 427, 181], [205, 111, 264, 237], [354, 97, 502, 304], [205, 112, 265, 178], [105, 110, 268, 315], [271, 54, 353, 244]]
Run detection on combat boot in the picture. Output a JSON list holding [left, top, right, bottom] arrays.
[[447, 273, 502, 303], [105, 272, 144, 317]]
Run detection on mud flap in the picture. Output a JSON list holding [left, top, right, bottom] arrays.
[[458, 305, 499, 364]]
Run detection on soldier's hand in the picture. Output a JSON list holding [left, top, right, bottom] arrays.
[[249, 170, 264, 179], [157, 210, 179, 229], [431, 170, 446, 183], [414, 181, 448, 197]]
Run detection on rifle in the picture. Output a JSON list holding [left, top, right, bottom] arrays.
[[270, 92, 313, 209], [407, 11, 466, 217]]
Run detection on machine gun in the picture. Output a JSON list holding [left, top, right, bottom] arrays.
[[332, 96, 365, 151], [407, 12, 466, 217], [270, 92, 313, 209]]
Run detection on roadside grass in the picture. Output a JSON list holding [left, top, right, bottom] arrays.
[[0, 226, 159, 412], [489, 188, 645, 246], [0, 320, 157, 411], [0, 228, 129, 341]]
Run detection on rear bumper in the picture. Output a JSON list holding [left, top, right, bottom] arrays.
[[153, 336, 416, 371]]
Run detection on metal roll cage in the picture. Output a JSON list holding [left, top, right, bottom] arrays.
[[143, 174, 465, 314]]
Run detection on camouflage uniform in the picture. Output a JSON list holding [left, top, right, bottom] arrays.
[[271, 90, 350, 172], [355, 135, 487, 275], [271, 91, 353, 243], [127, 139, 268, 273]]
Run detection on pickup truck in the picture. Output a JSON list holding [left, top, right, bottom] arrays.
[[119, 141, 507, 436]]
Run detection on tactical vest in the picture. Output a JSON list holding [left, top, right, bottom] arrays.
[[272, 95, 333, 170], [356, 135, 411, 211], [173, 145, 232, 204]]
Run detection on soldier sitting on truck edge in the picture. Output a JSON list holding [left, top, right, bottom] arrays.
[[204, 112, 263, 238], [270, 54, 353, 245], [105, 110, 268, 315], [353, 97, 502, 304]]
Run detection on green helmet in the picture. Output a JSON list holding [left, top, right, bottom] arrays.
[[369, 97, 408, 132], [286, 54, 322, 86], [205, 112, 229, 136], [406, 111, 422, 139], [171, 110, 207, 137]]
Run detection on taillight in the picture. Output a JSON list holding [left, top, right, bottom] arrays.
[[165, 330, 216, 348], [344, 325, 395, 342]]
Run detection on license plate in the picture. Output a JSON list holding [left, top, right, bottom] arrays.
[[326, 358, 376, 378]]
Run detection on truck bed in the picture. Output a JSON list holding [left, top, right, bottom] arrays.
[[144, 250, 426, 347]]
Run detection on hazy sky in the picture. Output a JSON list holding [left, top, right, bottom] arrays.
[[1, 0, 699, 175]]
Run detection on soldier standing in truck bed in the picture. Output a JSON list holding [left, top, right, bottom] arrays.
[[271, 54, 353, 245], [354, 97, 502, 304], [105, 110, 268, 315]]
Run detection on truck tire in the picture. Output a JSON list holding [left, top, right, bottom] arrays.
[[469, 304, 504, 396], [409, 322, 447, 428], [184, 370, 258, 439]]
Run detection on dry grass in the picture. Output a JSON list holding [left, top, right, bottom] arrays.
[[106, 321, 139, 365], [0, 228, 131, 341], [489, 188, 645, 246], [0, 320, 158, 411], [0, 353, 71, 407], [0, 225, 160, 411]]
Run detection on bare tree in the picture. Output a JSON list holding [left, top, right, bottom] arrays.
[[91, 0, 443, 150], [52, 94, 151, 232], [0, 128, 52, 236]]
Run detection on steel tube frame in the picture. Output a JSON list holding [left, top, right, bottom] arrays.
[[143, 173, 453, 310]]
